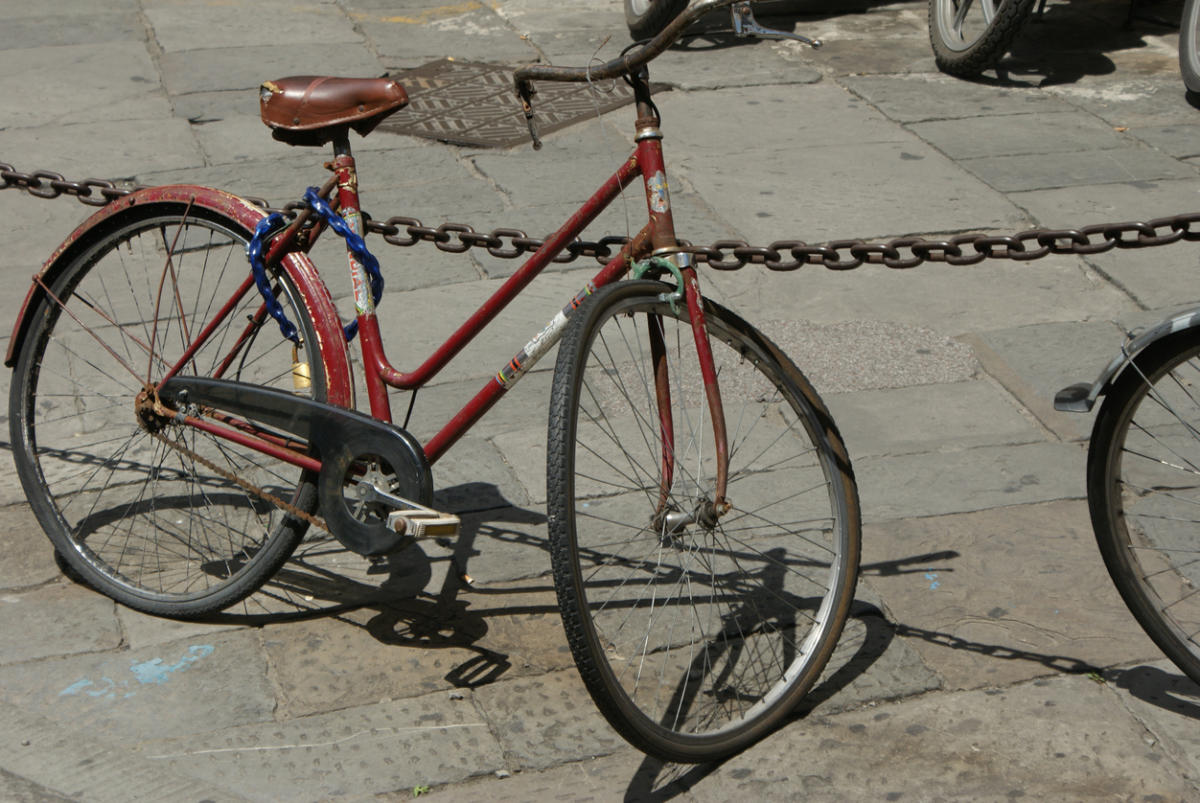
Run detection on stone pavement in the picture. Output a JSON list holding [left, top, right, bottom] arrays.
[[2, 0, 1200, 799]]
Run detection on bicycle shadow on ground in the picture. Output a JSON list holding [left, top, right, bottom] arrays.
[[616, 549, 963, 799], [663, 0, 1185, 92], [965, 0, 1184, 87], [617, 545, 1200, 799]]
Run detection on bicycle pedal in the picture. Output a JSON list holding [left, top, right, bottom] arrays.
[[387, 504, 461, 539]]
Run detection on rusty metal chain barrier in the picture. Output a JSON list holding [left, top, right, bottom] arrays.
[[6, 162, 1200, 270]]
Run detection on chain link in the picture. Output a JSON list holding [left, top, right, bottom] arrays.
[[5, 162, 1199, 271]]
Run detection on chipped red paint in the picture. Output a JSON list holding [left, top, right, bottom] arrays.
[[4, 185, 353, 408]]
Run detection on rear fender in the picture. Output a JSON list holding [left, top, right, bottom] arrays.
[[4, 185, 353, 407], [1053, 307, 1200, 413]]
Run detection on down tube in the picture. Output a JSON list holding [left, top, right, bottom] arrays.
[[420, 163, 652, 463], [423, 236, 647, 464], [375, 155, 643, 396]]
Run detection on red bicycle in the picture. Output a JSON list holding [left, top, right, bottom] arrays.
[[5, 0, 858, 763]]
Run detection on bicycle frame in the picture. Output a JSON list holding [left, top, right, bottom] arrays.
[[200, 73, 732, 507]]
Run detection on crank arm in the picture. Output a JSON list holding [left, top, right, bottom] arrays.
[[730, 1, 822, 47], [351, 481, 461, 539]]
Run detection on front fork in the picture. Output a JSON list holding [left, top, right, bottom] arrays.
[[633, 98, 729, 524]]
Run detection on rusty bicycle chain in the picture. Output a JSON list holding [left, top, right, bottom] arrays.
[[6, 161, 1200, 271], [149, 427, 328, 532]]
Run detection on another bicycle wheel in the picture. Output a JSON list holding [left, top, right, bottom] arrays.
[[1088, 330, 1200, 684], [1180, 0, 1200, 94], [626, 0, 690, 40], [546, 280, 860, 762], [9, 200, 333, 618], [928, 0, 1036, 77]]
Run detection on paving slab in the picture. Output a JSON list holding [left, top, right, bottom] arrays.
[[762, 318, 980, 393], [0, 11, 143, 51], [1047, 75, 1200, 128], [471, 668, 628, 769], [0, 44, 168, 129], [159, 45, 386, 97], [853, 440, 1086, 522], [0, 505, 60, 591], [131, 690, 504, 802], [0, 583, 120, 666], [705, 258, 1134, 336], [962, 320, 1128, 441], [826, 379, 1043, 460], [677, 135, 1028, 243], [439, 672, 1199, 801], [142, 0, 363, 53], [0, 629, 276, 743], [1012, 178, 1200, 310], [260, 584, 571, 719], [910, 110, 1132, 160], [0, 700, 251, 803], [1109, 660, 1200, 779], [842, 72, 1070, 122], [961, 146, 1199, 193], [861, 500, 1161, 689], [0, 119, 203, 180], [363, 6, 541, 66]]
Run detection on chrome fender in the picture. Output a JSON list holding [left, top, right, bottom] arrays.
[[1054, 307, 1200, 413]]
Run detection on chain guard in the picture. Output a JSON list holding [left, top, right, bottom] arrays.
[[159, 377, 432, 556]]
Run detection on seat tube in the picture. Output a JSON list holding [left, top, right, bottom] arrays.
[[330, 136, 393, 422]]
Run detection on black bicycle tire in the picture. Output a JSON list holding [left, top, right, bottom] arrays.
[[625, 0, 690, 40], [928, 0, 1036, 77], [1088, 330, 1200, 684], [1181, 0, 1200, 94], [546, 280, 861, 762], [9, 202, 329, 618]]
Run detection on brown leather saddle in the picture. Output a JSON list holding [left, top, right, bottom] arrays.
[[260, 76, 408, 147]]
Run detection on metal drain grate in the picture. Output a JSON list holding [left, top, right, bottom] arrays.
[[377, 59, 639, 148]]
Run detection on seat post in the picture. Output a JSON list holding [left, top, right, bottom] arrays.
[[331, 129, 353, 160]]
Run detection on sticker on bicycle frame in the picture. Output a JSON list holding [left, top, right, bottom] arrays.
[[496, 283, 594, 388], [342, 210, 373, 314], [647, 171, 670, 214]]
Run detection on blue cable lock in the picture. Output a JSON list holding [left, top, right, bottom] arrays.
[[245, 188, 386, 343]]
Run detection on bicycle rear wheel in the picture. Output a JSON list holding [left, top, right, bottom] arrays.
[[9, 200, 337, 618], [1088, 330, 1200, 683], [546, 280, 860, 762]]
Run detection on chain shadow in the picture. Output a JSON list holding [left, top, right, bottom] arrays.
[[618, 541, 1196, 799], [890, 619, 1200, 721]]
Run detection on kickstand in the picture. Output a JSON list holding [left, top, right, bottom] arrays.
[[730, 0, 822, 47]]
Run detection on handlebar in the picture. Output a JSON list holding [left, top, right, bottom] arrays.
[[513, 0, 743, 89]]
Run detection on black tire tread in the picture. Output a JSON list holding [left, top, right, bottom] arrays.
[[1087, 330, 1200, 684], [625, 0, 690, 40], [9, 202, 321, 619], [546, 280, 860, 762], [928, 0, 1036, 77]]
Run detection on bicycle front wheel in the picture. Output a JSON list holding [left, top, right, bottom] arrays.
[[1088, 330, 1200, 683], [929, 0, 1036, 77], [546, 280, 861, 762], [9, 200, 334, 618]]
